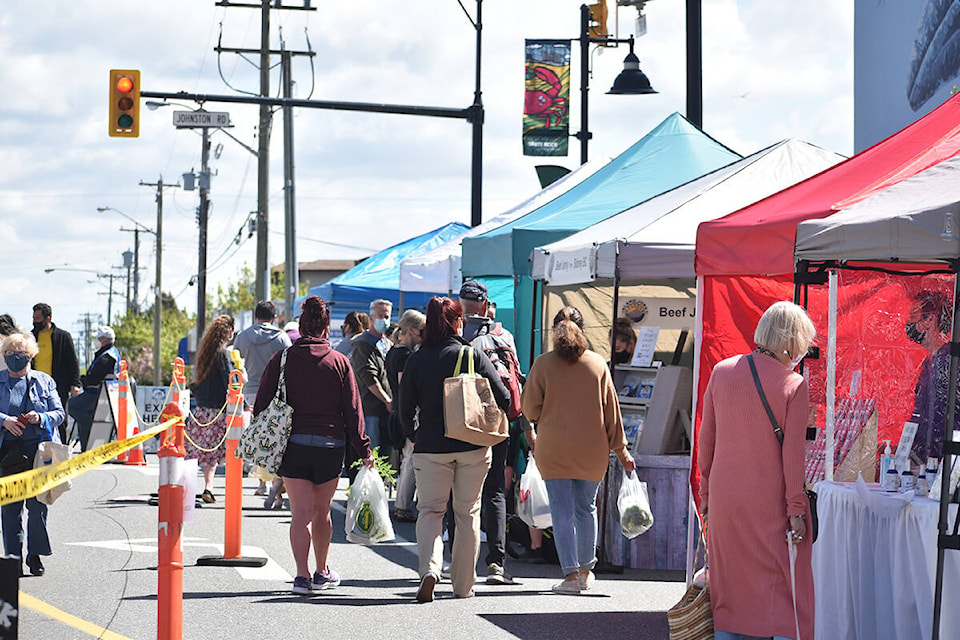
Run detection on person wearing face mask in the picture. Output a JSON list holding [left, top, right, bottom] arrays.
[[611, 317, 637, 366], [350, 299, 393, 454], [906, 290, 955, 466], [67, 326, 121, 451], [0, 330, 65, 577], [30, 303, 80, 444], [698, 301, 816, 639]]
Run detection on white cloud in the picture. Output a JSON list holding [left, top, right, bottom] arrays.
[[0, 0, 854, 345]]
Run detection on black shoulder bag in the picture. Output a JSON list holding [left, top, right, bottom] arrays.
[[747, 354, 818, 543], [0, 375, 35, 477]]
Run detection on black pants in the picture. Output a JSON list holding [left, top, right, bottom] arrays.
[[482, 438, 508, 567]]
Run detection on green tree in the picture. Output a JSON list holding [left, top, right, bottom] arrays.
[[212, 263, 308, 321], [112, 293, 194, 384]]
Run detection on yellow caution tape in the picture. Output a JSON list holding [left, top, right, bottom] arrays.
[[0, 419, 176, 507]]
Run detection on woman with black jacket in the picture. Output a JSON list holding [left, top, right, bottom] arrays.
[[399, 296, 511, 602]]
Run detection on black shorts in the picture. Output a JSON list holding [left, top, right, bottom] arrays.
[[278, 442, 345, 485]]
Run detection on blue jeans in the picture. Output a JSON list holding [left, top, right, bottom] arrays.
[[67, 387, 99, 451], [364, 415, 381, 450], [1, 437, 51, 558], [544, 478, 600, 576]]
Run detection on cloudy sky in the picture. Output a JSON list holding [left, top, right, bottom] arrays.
[[0, 0, 853, 345]]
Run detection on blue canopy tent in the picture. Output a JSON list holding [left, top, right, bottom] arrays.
[[460, 113, 741, 369], [296, 222, 470, 317]]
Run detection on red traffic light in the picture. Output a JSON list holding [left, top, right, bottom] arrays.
[[116, 76, 135, 94], [109, 69, 140, 138]]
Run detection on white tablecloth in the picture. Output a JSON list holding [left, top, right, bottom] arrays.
[[813, 481, 960, 639]]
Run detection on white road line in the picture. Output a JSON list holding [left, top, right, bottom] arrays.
[[65, 537, 291, 580]]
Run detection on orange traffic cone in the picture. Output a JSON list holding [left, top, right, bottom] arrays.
[[125, 420, 147, 466]]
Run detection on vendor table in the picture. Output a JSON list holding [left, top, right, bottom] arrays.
[[813, 481, 960, 639]]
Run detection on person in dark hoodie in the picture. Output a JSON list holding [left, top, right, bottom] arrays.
[[233, 301, 292, 407], [254, 295, 373, 595]]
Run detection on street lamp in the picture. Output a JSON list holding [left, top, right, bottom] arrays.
[[576, 3, 657, 165], [43, 267, 122, 324], [97, 206, 153, 311], [99, 205, 162, 385]]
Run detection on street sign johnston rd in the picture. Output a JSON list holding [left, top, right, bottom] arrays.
[[173, 111, 231, 128]]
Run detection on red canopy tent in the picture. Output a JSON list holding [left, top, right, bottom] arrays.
[[690, 93, 960, 508]]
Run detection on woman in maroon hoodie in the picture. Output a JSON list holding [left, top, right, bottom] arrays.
[[254, 296, 374, 595]]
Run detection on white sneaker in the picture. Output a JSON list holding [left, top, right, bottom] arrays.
[[551, 577, 581, 595], [578, 570, 595, 591]]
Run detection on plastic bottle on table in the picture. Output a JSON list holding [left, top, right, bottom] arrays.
[[883, 465, 901, 492], [879, 440, 894, 482], [900, 467, 916, 493]]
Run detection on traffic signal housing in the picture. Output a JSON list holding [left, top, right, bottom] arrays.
[[109, 69, 140, 138], [588, 1, 609, 40]]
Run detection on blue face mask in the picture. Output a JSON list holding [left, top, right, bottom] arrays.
[[4, 353, 30, 372], [373, 318, 389, 334]]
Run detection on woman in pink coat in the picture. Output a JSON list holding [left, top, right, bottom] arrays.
[[698, 301, 816, 640]]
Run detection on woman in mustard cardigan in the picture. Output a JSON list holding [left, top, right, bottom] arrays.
[[521, 306, 635, 595]]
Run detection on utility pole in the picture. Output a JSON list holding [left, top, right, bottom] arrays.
[[281, 49, 298, 318], [97, 272, 121, 323], [76, 312, 102, 369], [119, 227, 142, 312], [122, 250, 133, 314], [139, 177, 178, 385], [256, 0, 271, 303], [198, 126, 211, 340], [215, 0, 316, 303]]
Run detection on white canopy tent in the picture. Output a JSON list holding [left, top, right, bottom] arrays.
[[532, 139, 844, 285], [397, 156, 610, 294]]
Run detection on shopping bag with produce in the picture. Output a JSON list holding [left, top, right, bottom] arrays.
[[618, 468, 654, 539], [345, 466, 395, 545]]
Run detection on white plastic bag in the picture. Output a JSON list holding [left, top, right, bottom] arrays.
[[345, 466, 395, 545], [618, 469, 654, 539], [517, 454, 552, 529]]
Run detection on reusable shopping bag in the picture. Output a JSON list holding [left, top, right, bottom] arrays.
[[345, 466, 395, 545], [517, 454, 552, 529], [618, 468, 654, 539], [667, 534, 713, 640], [237, 348, 292, 474], [34, 441, 73, 505], [442, 346, 508, 447]]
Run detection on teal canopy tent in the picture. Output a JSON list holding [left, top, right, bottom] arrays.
[[461, 113, 741, 369]]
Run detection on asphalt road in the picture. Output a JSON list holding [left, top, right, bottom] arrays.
[[14, 455, 686, 639]]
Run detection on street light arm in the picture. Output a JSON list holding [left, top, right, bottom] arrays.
[[214, 126, 259, 158], [97, 207, 156, 235]]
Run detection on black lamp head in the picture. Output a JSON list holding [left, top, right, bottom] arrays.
[[607, 52, 657, 95]]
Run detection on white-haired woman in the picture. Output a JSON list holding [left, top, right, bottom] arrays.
[[699, 300, 817, 640], [0, 330, 64, 577]]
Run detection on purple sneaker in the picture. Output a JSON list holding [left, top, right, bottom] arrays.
[[292, 576, 312, 595], [312, 567, 341, 590]]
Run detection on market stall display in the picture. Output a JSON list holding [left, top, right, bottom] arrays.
[[813, 481, 960, 640]]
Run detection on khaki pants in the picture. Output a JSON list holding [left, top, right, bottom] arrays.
[[413, 447, 491, 597]]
